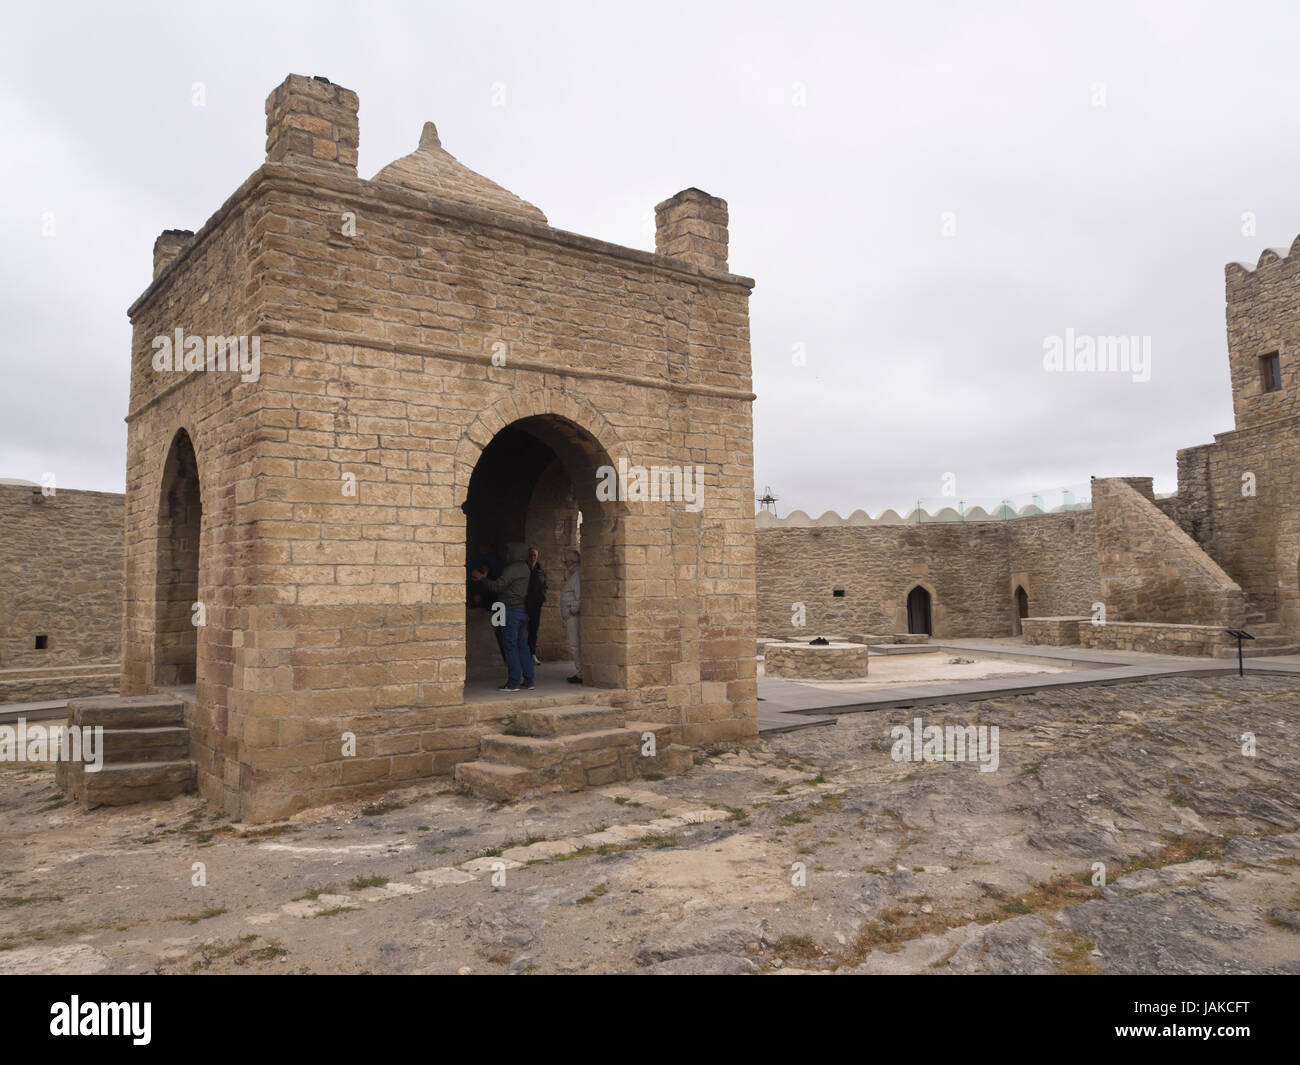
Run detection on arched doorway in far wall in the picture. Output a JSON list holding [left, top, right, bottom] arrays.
[[906, 585, 932, 636], [1014, 585, 1029, 635]]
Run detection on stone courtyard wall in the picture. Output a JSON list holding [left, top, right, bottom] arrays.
[[0, 484, 123, 670], [756, 510, 1099, 639]]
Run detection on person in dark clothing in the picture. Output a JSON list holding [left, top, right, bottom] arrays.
[[467, 542, 506, 665], [525, 546, 547, 665], [472, 541, 534, 691]]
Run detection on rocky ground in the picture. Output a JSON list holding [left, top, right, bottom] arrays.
[[1, 674, 1298, 975]]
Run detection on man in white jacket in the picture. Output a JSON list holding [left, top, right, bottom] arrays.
[[560, 549, 582, 684]]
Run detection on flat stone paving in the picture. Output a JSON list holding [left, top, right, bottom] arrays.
[[758, 637, 1300, 731]]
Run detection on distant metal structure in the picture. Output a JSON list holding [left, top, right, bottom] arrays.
[[1225, 628, 1254, 676], [757, 486, 779, 516]]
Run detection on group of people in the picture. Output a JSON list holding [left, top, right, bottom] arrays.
[[468, 543, 582, 692]]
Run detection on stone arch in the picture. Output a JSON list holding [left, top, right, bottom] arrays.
[[456, 391, 630, 691], [153, 427, 204, 687], [905, 584, 934, 637], [1013, 584, 1030, 635], [453, 388, 628, 501]]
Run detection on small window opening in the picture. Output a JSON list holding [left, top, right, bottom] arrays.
[[34, 635, 48, 650], [1261, 352, 1281, 393], [832, 589, 845, 598]]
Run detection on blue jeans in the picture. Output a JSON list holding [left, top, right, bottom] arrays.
[[502, 607, 534, 687]]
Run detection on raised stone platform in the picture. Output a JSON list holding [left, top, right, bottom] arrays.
[[763, 641, 871, 679], [1021, 617, 1089, 647], [1078, 621, 1235, 658]]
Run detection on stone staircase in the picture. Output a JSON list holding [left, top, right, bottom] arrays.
[[454, 704, 692, 802], [1217, 605, 1300, 658], [56, 694, 196, 808]]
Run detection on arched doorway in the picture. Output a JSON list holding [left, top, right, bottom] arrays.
[[906, 586, 932, 636], [462, 415, 622, 693], [1014, 585, 1029, 635], [154, 429, 201, 687]]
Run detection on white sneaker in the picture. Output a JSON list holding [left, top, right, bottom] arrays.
[[532, 654, 540, 665]]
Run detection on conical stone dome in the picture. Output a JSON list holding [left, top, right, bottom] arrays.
[[371, 122, 546, 225]]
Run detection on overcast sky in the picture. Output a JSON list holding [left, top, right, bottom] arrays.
[[2, 1, 1297, 515]]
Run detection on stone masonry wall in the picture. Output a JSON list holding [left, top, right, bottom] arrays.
[[0, 484, 123, 670], [756, 511, 1099, 639]]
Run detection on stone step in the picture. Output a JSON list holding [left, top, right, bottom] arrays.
[[0, 662, 118, 681], [68, 694, 186, 730], [513, 704, 624, 737], [79, 760, 196, 807], [100, 726, 191, 765], [0, 673, 120, 706], [1217, 643, 1300, 658], [453, 761, 542, 803]]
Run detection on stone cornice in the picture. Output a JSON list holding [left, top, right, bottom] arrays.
[[129, 163, 756, 320]]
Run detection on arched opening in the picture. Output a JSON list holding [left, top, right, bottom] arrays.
[[154, 429, 202, 687], [906, 585, 932, 636], [462, 415, 622, 695], [1014, 585, 1029, 635]]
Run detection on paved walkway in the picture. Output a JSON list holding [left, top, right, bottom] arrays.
[[757, 638, 1300, 733]]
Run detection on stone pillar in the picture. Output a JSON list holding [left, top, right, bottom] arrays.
[[152, 229, 193, 278], [655, 188, 729, 271], [265, 74, 359, 173]]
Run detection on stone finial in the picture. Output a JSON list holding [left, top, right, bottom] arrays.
[[655, 188, 729, 272], [419, 122, 441, 150], [152, 229, 194, 279], [265, 74, 359, 173]]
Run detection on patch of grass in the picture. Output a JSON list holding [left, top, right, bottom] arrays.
[[477, 847, 502, 858], [1, 894, 63, 909], [177, 907, 228, 924], [637, 834, 676, 849], [774, 786, 790, 795], [577, 883, 610, 905], [844, 908, 955, 960], [291, 884, 337, 902], [642, 773, 665, 782], [1021, 763, 1040, 777], [241, 941, 288, 964], [313, 906, 358, 918], [487, 949, 515, 965], [778, 812, 809, 826], [238, 824, 295, 841], [1053, 931, 1102, 974], [360, 798, 409, 817], [802, 772, 826, 785], [771, 934, 824, 964], [417, 826, 431, 832], [348, 875, 389, 891]]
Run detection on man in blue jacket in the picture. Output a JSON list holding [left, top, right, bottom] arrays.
[[471, 541, 535, 692]]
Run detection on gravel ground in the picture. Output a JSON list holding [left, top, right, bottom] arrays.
[[1, 674, 1297, 974]]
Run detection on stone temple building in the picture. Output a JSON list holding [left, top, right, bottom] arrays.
[[90, 74, 759, 821]]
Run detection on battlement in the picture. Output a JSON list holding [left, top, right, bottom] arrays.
[[1223, 231, 1300, 431], [755, 500, 1094, 527]]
